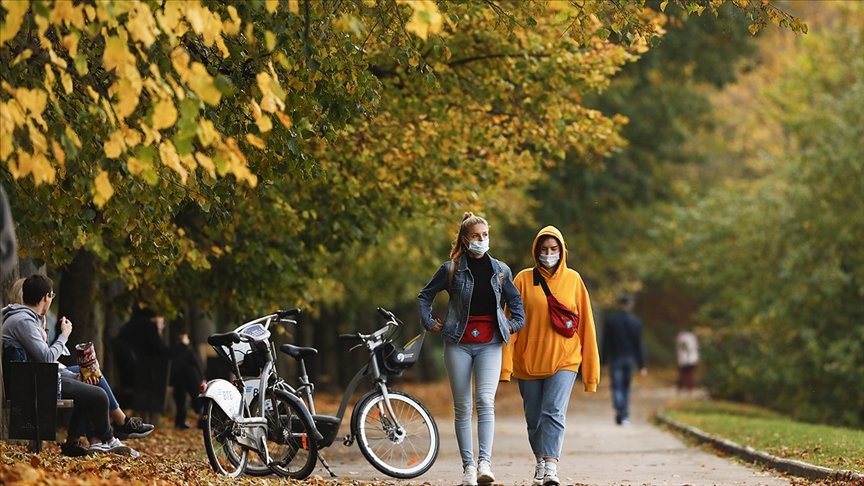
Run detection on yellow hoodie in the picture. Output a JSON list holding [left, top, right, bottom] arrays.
[[501, 226, 600, 392]]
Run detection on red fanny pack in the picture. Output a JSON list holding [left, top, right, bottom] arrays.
[[460, 315, 496, 344]]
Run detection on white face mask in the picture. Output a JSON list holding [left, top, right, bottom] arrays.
[[466, 238, 490, 256], [538, 252, 560, 268]]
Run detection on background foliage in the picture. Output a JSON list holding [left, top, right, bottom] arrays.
[[6, 0, 857, 433]]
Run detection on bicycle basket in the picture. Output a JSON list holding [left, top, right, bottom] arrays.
[[214, 341, 265, 377], [377, 332, 426, 375]]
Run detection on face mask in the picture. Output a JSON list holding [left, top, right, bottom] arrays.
[[466, 238, 490, 256], [539, 252, 560, 268]]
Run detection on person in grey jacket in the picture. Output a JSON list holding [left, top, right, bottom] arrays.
[[418, 212, 524, 486], [2, 274, 150, 456]]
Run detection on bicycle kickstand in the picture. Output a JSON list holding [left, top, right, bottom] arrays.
[[318, 452, 337, 478]]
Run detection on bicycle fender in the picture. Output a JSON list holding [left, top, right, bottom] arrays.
[[274, 388, 325, 442], [349, 388, 383, 436], [199, 379, 243, 417]]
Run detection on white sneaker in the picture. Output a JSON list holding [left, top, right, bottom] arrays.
[[89, 437, 140, 458], [543, 461, 560, 486], [462, 464, 478, 486], [533, 459, 546, 485], [477, 460, 495, 484]]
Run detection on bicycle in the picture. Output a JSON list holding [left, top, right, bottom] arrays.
[[199, 308, 321, 478], [282, 307, 439, 479]]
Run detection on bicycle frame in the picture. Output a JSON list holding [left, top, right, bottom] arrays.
[[292, 311, 409, 448]]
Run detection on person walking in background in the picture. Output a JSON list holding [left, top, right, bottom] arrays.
[[169, 331, 206, 429], [501, 226, 600, 486], [418, 212, 525, 486], [676, 328, 699, 393], [115, 306, 205, 429], [601, 294, 647, 427]]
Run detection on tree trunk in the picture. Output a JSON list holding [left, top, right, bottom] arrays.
[[57, 250, 98, 364]]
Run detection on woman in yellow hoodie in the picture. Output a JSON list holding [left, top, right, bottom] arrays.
[[501, 226, 600, 486]]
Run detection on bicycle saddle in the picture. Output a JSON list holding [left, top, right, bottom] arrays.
[[279, 344, 318, 360], [208, 332, 242, 346]]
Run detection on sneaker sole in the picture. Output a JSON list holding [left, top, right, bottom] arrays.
[[478, 474, 495, 484], [115, 429, 154, 439], [543, 479, 560, 486]]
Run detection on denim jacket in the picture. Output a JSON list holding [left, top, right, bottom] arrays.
[[418, 254, 525, 345]]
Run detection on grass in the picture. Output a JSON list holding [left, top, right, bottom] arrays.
[[663, 398, 864, 473]]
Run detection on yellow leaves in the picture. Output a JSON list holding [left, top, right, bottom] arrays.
[[10, 151, 56, 185], [127, 1, 159, 47], [104, 130, 128, 158], [0, 0, 29, 44], [250, 100, 273, 133], [151, 98, 178, 130], [289, 0, 300, 14], [246, 133, 266, 149], [14, 88, 48, 119], [65, 125, 82, 148], [257, 68, 285, 113], [194, 151, 216, 177], [26, 120, 48, 154], [265, 30, 277, 52], [224, 6, 242, 35], [92, 170, 114, 208], [86, 86, 100, 102], [103, 35, 135, 74], [0, 128, 13, 162], [60, 71, 74, 95], [275, 111, 293, 130], [159, 140, 188, 183], [181, 2, 229, 57], [197, 118, 219, 147], [266, 0, 278, 13], [398, 0, 443, 40], [62, 33, 80, 60], [49, 1, 86, 30], [126, 156, 150, 177], [51, 140, 66, 167], [187, 63, 222, 106]]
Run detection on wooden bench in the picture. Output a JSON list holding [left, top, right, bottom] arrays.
[[2, 361, 74, 452]]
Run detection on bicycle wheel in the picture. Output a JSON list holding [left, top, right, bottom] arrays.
[[247, 388, 318, 479], [202, 399, 248, 477], [353, 389, 439, 478]]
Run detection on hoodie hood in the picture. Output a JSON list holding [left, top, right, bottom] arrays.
[[532, 225, 567, 279], [1, 303, 40, 322]]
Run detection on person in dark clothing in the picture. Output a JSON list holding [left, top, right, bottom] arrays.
[[601, 294, 647, 426], [169, 332, 205, 429], [115, 307, 204, 429]]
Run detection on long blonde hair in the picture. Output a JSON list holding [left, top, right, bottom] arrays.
[[449, 212, 489, 262]]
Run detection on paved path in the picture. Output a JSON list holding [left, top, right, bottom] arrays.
[[317, 380, 789, 485]]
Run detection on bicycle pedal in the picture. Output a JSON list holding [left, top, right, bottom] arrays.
[[343, 435, 355, 446]]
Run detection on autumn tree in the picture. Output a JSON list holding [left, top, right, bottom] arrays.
[[1, 0, 807, 360], [647, 2, 863, 427]]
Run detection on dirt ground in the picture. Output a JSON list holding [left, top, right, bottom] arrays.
[[314, 375, 790, 486]]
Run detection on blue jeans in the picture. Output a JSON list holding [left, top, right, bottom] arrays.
[[444, 340, 502, 467], [517, 370, 577, 460], [610, 358, 636, 422]]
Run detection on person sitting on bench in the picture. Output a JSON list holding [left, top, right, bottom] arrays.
[[1, 275, 153, 457]]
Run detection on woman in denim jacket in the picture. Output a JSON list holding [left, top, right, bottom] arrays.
[[418, 212, 525, 486]]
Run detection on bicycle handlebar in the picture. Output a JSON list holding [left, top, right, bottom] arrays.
[[276, 308, 301, 319]]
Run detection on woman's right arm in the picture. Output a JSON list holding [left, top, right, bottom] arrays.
[[417, 262, 449, 331]]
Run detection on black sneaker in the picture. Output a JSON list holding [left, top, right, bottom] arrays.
[[60, 441, 90, 457], [114, 416, 154, 439]]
